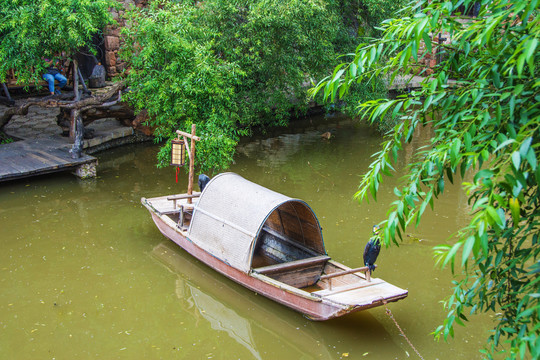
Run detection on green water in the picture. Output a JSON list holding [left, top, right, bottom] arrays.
[[1, 114, 490, 359]]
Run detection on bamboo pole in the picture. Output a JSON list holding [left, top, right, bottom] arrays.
[[187, 124, 197, 204], [176, 129, 200, 141], [182, 136, 191, 162]]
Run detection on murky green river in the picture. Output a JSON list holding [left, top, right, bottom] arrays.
[[1, 114, 492, 359]]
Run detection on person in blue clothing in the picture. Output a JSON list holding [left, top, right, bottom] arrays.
[[42, 56, 67, 95]]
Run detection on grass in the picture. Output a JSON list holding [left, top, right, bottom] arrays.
[[0, 130, 14, 144]]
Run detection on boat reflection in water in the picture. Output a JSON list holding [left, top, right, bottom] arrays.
[[151, 241, 335, 359], [151, 241, 405, 359]]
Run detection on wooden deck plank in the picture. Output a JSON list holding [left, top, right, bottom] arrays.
[[34, 149, 71, 165], [313, 278, 384, 297], [0, 138, 97, 182], [0, 153, 37, 173], [27, 152, 58, 167], [16, 155, 50, 172], [145, 195, 196, 215], [16, 149, 67, 171], [322, 281, 408, 306], [0, 161, 25, 175]]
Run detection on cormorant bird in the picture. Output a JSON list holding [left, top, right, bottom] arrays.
[[363, 225, 381, 274], [198, 174, 210, 192]]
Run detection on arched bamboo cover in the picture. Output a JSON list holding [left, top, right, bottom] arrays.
[[188, 173, 325, 273]]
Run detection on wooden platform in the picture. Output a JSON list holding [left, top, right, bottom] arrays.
[[0, 138, 97, 182]]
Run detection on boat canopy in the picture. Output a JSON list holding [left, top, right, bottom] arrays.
[[188, 173, 325, 273]]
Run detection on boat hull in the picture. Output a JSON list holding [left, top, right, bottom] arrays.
[[149, 211, 360, 320]]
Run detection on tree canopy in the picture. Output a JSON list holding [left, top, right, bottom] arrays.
[[0, 0, 115, 85], [120, 0, 401, 171], [311, 0, 539, 358]]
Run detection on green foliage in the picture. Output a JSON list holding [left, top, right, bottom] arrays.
[[0, 131, 14, 144], [122, 0, 392, 171], [358, 0, 408, 36], [121, 1, 241, 170], [0, 0, 115, 85], [312, 0, 540, 358]]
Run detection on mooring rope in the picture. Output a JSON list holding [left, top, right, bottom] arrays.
[[383, 302, 425, 360]]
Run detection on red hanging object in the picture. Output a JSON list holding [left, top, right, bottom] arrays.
[[175, 167, 180, 183]]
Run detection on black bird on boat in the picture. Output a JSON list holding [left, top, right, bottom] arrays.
[[198, 174, 210, 192], [363, 225, 381, 274]]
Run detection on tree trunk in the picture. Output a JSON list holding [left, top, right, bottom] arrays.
[[56, 103, 155, 137]]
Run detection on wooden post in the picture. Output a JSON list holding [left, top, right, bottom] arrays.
[[77, 67, 90, 95], [69, 108, 76, 140], [187, 124, 196, 204], [1, 83, 13, 102], [69, 109, 83, 159], [69, 60, 80, 141], [176, 126, 201, 204], [73, 60, 80, 102]]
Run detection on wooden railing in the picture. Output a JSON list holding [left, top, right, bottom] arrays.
[[320, 264, 377, 289]]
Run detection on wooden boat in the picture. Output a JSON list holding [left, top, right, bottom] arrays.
[[141, 172, 407, 320]]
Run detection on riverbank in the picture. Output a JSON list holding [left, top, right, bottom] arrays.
[[0, 87, 150, 153], [0, 73, 422, 182], [0, 86, 152, 182]]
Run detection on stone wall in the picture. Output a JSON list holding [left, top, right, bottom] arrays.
[[417, 18, 473, 75], [102, 0, 148, 78], [417, 32, 451, 75]]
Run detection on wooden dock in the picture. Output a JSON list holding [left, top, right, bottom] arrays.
[[0, 138, 97, 182]]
